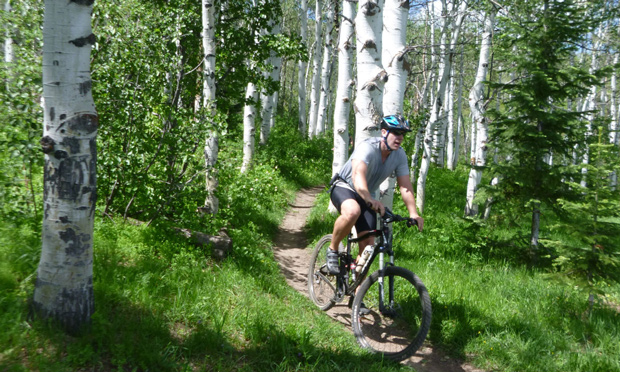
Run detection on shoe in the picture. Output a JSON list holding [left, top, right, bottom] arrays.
[[326, 249, 340, 275], [359, 302, 371, 315]]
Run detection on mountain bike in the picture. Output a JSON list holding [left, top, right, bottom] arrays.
[[307, 208, 432, 362]]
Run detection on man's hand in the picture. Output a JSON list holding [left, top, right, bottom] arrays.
[[410, 216, 424, 232], [366, 199, 385, 216]]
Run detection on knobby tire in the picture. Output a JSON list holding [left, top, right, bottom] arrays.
[[351, 266, 432, 361], [308, 234, 340, 311]]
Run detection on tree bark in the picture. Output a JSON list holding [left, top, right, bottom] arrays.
[[379, 0, 409, 210], [332, 0, 356, 176], [464, 9, 495, 217], [610, 52, 619, 189], [308, 0, 323, 138], [241, 82, 258, 173], [354, 0, 386, 146], [34, 0, 98, 335], [298, 0, 309, 135], [202, 0, 219, 214], [316, 0, 335, 136]]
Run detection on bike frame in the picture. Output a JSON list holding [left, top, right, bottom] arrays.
[[337, 210, 400, 303]]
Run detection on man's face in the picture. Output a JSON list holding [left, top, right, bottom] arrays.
[[382, 128, 406, 150]]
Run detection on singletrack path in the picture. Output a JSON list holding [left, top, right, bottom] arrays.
[[272, 187, 484, 372]]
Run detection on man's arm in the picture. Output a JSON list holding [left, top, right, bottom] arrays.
[[397, 174, 424, 231], [351, 159, 385, 216]]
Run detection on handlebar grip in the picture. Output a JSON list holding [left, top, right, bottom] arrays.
[[406, 218, 418, 228]]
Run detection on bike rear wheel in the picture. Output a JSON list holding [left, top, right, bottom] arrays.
[[307, 234, 342, 311], [351, 266, 432, 361]]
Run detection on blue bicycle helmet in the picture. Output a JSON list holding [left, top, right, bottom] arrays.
[[381, 114, 412, 132], [381, 114, 412, 151]]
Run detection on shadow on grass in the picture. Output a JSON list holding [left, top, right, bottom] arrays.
[[55, 229, 404, 372]]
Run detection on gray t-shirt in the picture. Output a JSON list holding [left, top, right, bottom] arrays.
[[336, 137, 409, 199]]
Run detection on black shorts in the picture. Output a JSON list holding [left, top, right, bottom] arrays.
[[330, 185, 377, 233]]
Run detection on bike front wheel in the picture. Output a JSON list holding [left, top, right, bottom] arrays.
[[307, 234, 342, 311], [351, 266, 432, 361]]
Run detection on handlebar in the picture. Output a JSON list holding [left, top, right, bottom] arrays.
[[382, 208, 418, 228]]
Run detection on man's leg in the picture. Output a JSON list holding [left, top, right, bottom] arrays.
[[326, 199, 360, 274], [329, 198, 361, 252]]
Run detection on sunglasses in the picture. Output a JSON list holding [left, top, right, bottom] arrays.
[[391, 130, 407, 137]]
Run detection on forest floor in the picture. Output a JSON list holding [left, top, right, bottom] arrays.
[[272, 186, 484, 372]]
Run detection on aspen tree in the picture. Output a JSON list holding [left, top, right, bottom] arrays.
[[241, 82, 258, 173], [332, 0, 356, 176], [464, 9, 496, 217], [298, 0, 309, 134], [34, 0, 97, 334], [610, 52, 619, 189], [259, 8, 281, 144], [354, 0, 386, 146], [308, 0, 323, 138], [203, 0, 219, 214], [380, 0, 409, 210], [316, 0, 335, 136]]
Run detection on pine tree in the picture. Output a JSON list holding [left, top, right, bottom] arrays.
[[485, 0, 607, 261], [543, 127, 620, 314]]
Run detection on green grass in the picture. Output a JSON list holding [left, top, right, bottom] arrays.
[[1, 125, 619, 371]]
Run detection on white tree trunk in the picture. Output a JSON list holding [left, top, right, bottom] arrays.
[[241, 82, 258, 173], [449, 44, 465, 171], [332, 0, 356, 176], [4, 0, 13, 65], [416, 0, 467, 213], [298, 0, 309, 135], [464, 9, 495, 217], [268, 20, 282, 130], [316, 1, 335, 136], [354, 0, 386, 146], [445, 65, 456, 169], [379, 0, 409, 210], [610, 52, 619, 189], [202, 0, 219, 214], [308, 0, 323, 138], [34, 0, 97, 334]]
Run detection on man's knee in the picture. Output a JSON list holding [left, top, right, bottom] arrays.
[[340, 199, 361, 221]]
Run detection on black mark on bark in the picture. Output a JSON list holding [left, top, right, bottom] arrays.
[[40, 136, 55, 154], [70, 0, 95, 5], [54, 150, 68, 159], [65, 114, 98, 134], [79, 80, 92, 96], [57, 158, 82, 199], [59, 228, 90, 257], [69, 33, 96, 47], [61, 137, 80, 154], [50, 107, 55, 121]]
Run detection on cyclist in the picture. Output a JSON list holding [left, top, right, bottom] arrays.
[[327, 114, 424, 275]]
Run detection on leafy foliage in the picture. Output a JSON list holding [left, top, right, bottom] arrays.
[[92, 0, 305, 225], [0, 1, 43, 225]]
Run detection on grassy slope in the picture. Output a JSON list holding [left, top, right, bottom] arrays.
[[1, 128, 619, 371]]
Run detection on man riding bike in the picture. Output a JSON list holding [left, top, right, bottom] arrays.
[[327, 114, 424, 275]]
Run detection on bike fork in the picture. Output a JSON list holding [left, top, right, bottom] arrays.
[[377, 251, 396, 314]]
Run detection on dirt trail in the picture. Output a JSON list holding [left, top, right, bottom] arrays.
[[272, 187, 483, 372]]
